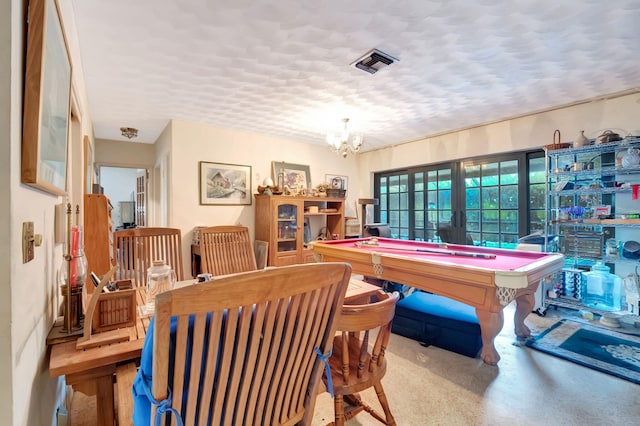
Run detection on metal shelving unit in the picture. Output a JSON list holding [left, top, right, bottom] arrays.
[[544, 136, 640, 317]]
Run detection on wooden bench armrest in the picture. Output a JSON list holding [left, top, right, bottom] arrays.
[[116, 362, 137, 426]]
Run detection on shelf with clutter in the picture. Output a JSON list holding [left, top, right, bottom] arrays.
[[544, 133, 640, 321]]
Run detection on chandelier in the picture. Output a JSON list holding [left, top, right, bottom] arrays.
[[326, 118, 363, 158], [120, 127, 138, 139]]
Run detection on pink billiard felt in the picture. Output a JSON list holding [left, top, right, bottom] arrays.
[[327, 238, 544, 271]]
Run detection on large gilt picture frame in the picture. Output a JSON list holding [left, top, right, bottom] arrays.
[[199, 161, 252, 205], [21, 0, 72, 196]]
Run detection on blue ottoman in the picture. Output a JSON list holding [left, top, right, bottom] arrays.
[[391, 292, 482, 358]]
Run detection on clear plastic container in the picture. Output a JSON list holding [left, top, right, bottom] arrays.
[[145, 259, 176, 314], [581, 262, 622, 312]]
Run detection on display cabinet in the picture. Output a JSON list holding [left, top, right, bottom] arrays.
[[254, 195, 345, 266], [544, 136, 640, 316]]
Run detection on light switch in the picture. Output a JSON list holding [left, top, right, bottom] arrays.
[[23, 222, 35, 263]]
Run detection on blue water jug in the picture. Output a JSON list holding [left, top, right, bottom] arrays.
[[581, 262, 622, 312]]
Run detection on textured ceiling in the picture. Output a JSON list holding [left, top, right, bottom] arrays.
[[71, 0, 640, 151]]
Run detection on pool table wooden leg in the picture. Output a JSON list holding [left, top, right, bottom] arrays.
[[514, 290, 535, 338], [475, 308, 503, 365]]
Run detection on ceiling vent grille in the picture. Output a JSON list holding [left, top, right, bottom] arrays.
[[352, 49, 398, 74]]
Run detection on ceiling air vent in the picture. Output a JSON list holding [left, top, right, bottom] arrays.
[[352, 49, 398, 74]]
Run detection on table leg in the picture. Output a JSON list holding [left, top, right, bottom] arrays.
[[66, 365, 116, 426], [95, 375, 115, 426], [514, 290, 535, 338], [475, 308, 504, 365]]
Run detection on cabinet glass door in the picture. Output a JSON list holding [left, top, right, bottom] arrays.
[[277, 203, 298, 253]]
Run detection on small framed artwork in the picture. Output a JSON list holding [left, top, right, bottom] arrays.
[[272, 161, 311, 191], [325, 174, 348, 190], [199, 161, 252, 205], [21, 0, 72, 196]]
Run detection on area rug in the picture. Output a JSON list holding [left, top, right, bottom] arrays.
[[526, 319, 640, 385]]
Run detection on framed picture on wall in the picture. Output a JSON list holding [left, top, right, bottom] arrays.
[[21, 0, 72, 196], [272, 161, 312, 192], [199, 161, 252, 205], [325, 174, 348, 190]]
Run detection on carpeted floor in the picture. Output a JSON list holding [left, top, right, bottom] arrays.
[[69, 302, 640, 425]]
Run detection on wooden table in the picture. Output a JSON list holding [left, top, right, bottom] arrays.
[[48, 277, 379, 426], [313, 237, 565, 364]]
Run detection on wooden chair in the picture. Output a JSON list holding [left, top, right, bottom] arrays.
[[112, 227, 184, 287], [116, 262, 352, 426], [324, 290, 400, 426], [199, 225, 263, 275]]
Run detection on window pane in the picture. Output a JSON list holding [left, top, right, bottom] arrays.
[[414, 172, 424, 191], [400, 212, 409, 227], [482, 210, 499, 232], [380, 194, 387, 210], [481, 163, 499, 186], [530, 210, 545, 232], [438, 169, 452, 189], [427, 191, 437, 208], [482, 187, 499, 209], [466, 188, 480, 209], [465, 165, 480, 188], [389, 175, 399, 193], [501, 234, 519, 248], [427, 171, 437, 190], [466, 210, 480, 232], [529, 183, 545, 209], [400, 174, 409, 191], [389, 211, 399, 227], [438, 189, 452, 210], [414, 192, 424, 210], [389, 193, 399, 210], [500, 185, 518, 209], [400, 193, 409, 210], [415, 210, 424, 227], [380, 177, 387, 194], [483, 233, 499, 248], [501, 210, 518, 233], [438, 210, 452, 223], [529, 157, 546, 184], [500, 160, 518, 185]]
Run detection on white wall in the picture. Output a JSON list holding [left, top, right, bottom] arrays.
[[0, 0, 14, 422], [166, 119, 358, 278], [356, 93, 640, 198], [3, 0, 95, 424]]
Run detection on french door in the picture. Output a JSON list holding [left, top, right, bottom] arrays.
[[375, 151, 542, 248]]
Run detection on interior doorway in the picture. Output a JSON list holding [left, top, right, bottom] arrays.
[[98, 166, 148, 229]]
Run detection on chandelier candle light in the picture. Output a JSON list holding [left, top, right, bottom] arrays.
[[326, 118, 364, 158]]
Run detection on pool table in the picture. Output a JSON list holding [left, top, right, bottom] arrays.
[[312, 237, 564, 365]]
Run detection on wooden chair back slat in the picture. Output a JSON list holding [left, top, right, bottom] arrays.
[[112, 227, 184, 287], [148, 263, 350, 425], [199, 226, 258, 275]]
